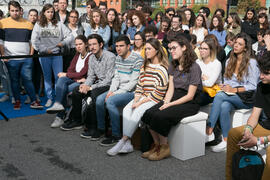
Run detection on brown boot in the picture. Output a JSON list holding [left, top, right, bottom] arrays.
[[148, 144, 170, 161], [141, 143, 160, 159]]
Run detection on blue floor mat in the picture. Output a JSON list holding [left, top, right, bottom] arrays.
[[0, 93, 47, 120]]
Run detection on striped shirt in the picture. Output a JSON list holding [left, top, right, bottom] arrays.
[[135, 63, 169, 103], [109, 51, 143, 94], [0, 17, 33, 58]]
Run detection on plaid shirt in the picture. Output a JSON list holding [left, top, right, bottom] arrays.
[[84, 50, 116, 89]]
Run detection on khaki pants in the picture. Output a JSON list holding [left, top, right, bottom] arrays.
[[226, 124, 270, 180]]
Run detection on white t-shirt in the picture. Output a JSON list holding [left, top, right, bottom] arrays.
[[196, 58, 222, 87], [76, 52, 90, 72]]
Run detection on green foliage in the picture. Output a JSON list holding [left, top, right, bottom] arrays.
[[237, 0, 261, 14], [191, 4, 204, 15], [151, 6, 166, 19]]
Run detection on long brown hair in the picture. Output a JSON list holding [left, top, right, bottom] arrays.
[[90, 8, 107, 29], [143, 38, 169, 71], [106, 8, 121, 32], [209, 15, 224, 32], [224, 33, 253, 81], [39, 4, 58, 27], [194, 14, 207, 29], [171, 37, 197, 73]]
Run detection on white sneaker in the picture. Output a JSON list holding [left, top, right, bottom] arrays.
[[107, 139, 126, 156], [211, 140, 227, 152], [0, 94, 9, 102], [45, 99, 53, 107], [119, 140, 134, 154], [51, 116, 64, 128], [24, 95, 31, 104], [46, 102, 64, 114], [11, 97, 15, 104], [205, 133, 215, 143]]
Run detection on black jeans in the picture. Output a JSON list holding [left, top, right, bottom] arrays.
[[70, 85, 110, 129]]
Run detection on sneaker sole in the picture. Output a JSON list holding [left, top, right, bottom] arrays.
[[60, 126, 83, 131], [31, 106, 44, 109], [80, 134, 92, 139], [99, 141, 118, 147], [90, 135, 105, 141], [46, 109, 64, 114]]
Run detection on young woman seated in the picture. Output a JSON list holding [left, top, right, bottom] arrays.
[[141, 37, 202, 161], [46, 35, 91, 128]]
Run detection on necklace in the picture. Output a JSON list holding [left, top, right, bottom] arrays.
[[81, 52, 88, 59]]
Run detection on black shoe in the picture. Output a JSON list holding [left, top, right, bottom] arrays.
[[99, 136, 121, 146], [60, 120, 83, 131], [80, 129, 97, 139], [90, 129, 105, 141]]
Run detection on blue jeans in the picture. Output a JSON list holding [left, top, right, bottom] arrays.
[[96, 91, 134, 137], [55, 76, 80, 104], [39, 56, 63, 100], [6, 58, 36, 101], [55, 76, 79, 119], [208, 92, 252, 137]]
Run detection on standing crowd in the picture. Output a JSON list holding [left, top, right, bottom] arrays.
[[0, 1, 269, 179]]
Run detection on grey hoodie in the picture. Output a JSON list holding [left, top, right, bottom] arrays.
[[31, 21, 73, 54]]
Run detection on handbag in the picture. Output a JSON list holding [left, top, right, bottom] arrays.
[[203, 84, 221, 97], [237, 90, 256, 104]]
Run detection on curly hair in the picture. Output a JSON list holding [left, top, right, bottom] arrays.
[[224, 33, 253, 81], [143, 38, 169, 71], [184, 8, 196, 27], [128, 10, 146, 26], [90, 8, 107, 29], [107, 8, 121, 32], [39, 4, 58, 27], [171, 37, 197, 73], [209, 15, 224, 32]]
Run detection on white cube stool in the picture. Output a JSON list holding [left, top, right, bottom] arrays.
[[168, 112, 208, 161], [200, 104, 252, 128]]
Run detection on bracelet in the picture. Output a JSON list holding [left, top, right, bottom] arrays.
[[257, 137, 261, 146], [264, 136, 269, 145], [244, 125, 253, 133]]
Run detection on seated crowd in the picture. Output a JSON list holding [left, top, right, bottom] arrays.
[[0, 1, 269, 179]]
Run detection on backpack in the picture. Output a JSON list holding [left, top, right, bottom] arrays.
[[232, 149, 265, 180]]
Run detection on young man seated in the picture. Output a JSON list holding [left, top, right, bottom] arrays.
[[225, 34, 270, 180], [94, 35, 143, 146], [60, 34, 116, 138]]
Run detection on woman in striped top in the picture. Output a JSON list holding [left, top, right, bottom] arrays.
[[107, 38, 169, 156], [141, 37, 202, 161]]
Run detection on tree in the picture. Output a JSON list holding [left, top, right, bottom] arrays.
[[237, 0, 261, 14]]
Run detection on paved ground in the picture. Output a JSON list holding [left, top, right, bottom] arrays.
[[0, 114, 226, 180]]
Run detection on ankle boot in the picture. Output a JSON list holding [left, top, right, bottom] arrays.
[[148, 144, 170, 161], [141, 143, 159, 159]]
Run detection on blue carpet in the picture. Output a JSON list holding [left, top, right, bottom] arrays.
[[0, 93, 47, 120]]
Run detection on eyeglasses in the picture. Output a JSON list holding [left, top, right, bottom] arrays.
[[134, 39, 142, 41], [199, 47, 209, 50], [69, 16, 78, 19], [168, 13, 174, 16], [168, 46, 179, 52]]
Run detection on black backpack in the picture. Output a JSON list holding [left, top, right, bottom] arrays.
[[232, 149, 265, 180]]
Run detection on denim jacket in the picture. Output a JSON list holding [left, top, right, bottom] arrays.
[[127, 26, 145, 40], [84, 24, 111, 49]]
